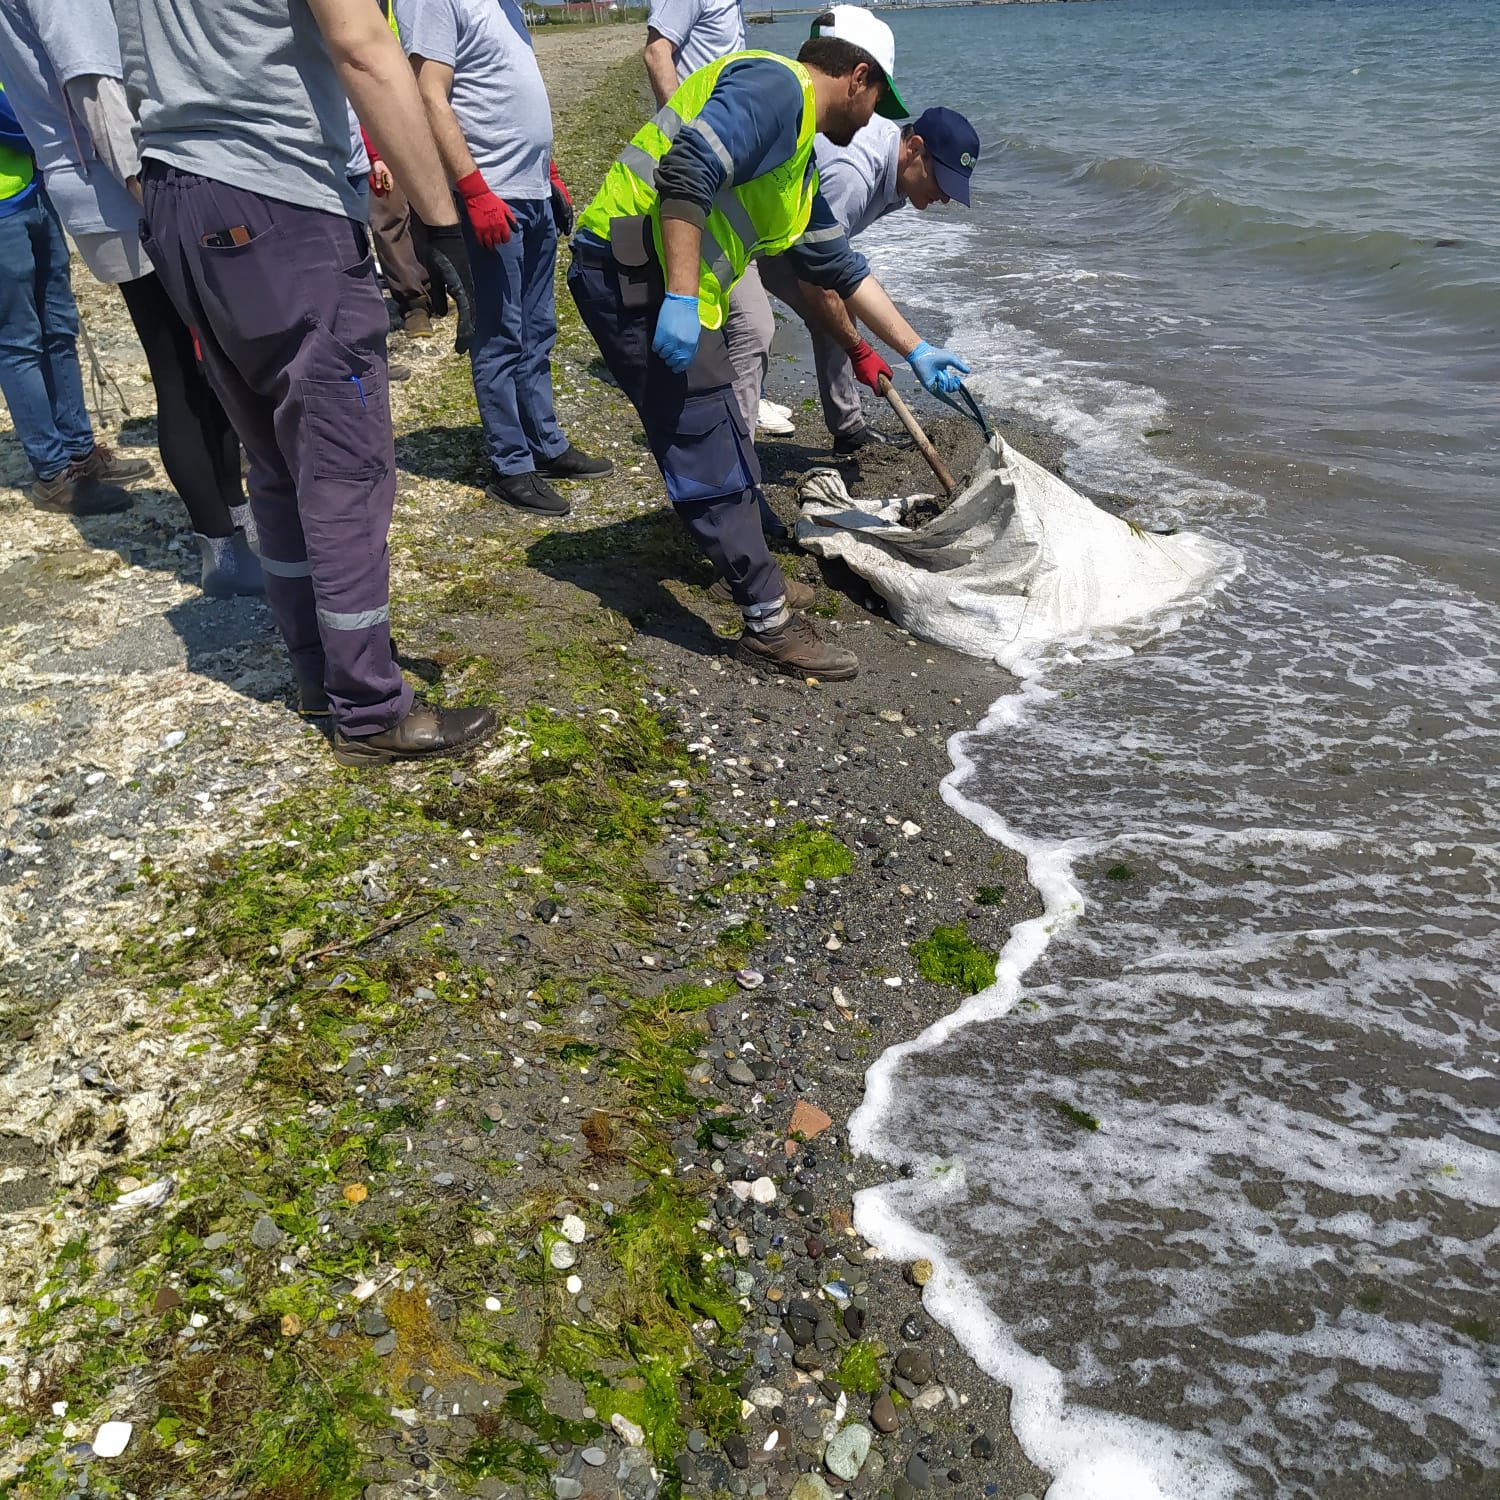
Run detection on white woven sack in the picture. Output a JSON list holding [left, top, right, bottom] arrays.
[[795, 435, 1228, 668]]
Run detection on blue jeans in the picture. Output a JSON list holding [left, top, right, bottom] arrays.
[[465, 197, 567, 477], [0, 189, 93, 480]]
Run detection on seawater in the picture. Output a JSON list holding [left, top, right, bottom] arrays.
[[757, 0, 1499, 1494]]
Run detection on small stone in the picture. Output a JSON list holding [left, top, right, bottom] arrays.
[[724, 1433, 751, 1470], [342, 1183, 368, 1204], [612, 1412, 645, 1447], [552, 1480, 583, 1500], [250, 1215, 284, 1250], [894, 1349, 933, 1387], [824, 1422, 872, 1481], [909, 1258, 934, 1286], [371, 1331, 398, 1357], [912, 1386, 945, 1411], [735, 969, 764, 990], [749, 1176, 777, 1205], [548, 1241, 577, 1270], [789, 1099, 833, 1140], [789, 1475, 836, 1500], [580, 1446, 607, 1466], [843, 1305, 865, 1339], [725, 1061, 757, 1086], [560, 1214, 587, 1243], [905, 1452, 932, 1490], [900, 820, 922, 838], [970, 1434, 995, 1461], [901, 1315, 926, 1341], [871, 1392, 899, 1433], [565, 1274, 583, 1295]]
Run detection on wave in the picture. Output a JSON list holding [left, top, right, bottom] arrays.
[[1001, 140, 1499, 329]]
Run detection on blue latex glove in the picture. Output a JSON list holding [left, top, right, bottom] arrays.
[[906, 339, 971, 396], [652, 292, 701, 373]]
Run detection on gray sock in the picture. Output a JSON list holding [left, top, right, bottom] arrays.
[[197, 530, 266, 598], [229, 502, 260, 554]]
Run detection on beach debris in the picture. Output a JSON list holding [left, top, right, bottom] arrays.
[[734, 968, 764, 990], [111, 1178, 171, 1212], [91, 1421, 133, 1458], [547, 1239, 576, 1271], [342, 1182, 368, 1203], [559, 1213, 587, 1243]]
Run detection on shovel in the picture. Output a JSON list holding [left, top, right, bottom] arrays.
[[877, 373, 957, 497]]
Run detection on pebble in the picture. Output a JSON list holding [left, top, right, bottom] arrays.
[[748, 1176, 777, 1205], [552, 1480, 583, 1500], [823, 1423, 872, 1480], [971, 1434, 995, 1460], [912, 1386, 946, 1411], [371, 1332, 397, 1357], [789, 1476, 836, 1500], [735, 969, 764, 990], [905, 1452, 932, 1490], [901, 1315, 926, 1340], [871, 1392, 900, 1433], [894, 1348, 933, 1387], [548, 1241, 576, 1270], [580, 1446, 607, 1466], [724, 1434, 751, 1470], [611, 1412, 645, 1447], [560, 1214, 587, 1243], [725, 1061, 757, 1086]]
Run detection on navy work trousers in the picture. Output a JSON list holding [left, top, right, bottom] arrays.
[[566, 240, 784, 610], [141, 166, 411, 737], [466, 197, 568, 478]]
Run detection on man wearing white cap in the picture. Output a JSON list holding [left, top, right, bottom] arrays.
[[643, 0, 793, 443], [569, 5, 969, 682]]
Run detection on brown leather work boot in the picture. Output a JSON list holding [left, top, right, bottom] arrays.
[[331, 702, 495, 767], [30, 471, 133, 515], [737, 613, 858, 681], [708, 575, 816, 611], [72, 444, 153, 483]]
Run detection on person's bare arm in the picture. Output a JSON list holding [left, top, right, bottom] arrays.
[[304, 0, 458, 226], [798, 280, 862, 351], [661, 216, 703, 298], [410, 56, 478, 183], [643, 28, 680, 108], [844, 276, 921, 358]]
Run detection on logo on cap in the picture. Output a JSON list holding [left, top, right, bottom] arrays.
[[960, 152, 975, 168]]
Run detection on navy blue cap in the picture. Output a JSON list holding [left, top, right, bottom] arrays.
[[912, 107, 980, 205]]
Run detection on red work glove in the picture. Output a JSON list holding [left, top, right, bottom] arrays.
[[548, 159, 574, 237], [360, 128, 390, 196], [848, 338, 894, 393], [456, 169, 516, 250]]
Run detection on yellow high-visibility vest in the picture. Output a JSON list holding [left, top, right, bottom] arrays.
[[578, 50, 819, 330]]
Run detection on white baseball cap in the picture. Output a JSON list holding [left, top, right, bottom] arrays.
[[809, 5, 909, 119]]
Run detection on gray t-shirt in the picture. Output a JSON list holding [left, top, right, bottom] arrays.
[[815, 116, 905, 241], [395, 0, 550, 201], [647, 0, 745, 83], [113, 0, 361, 220], [0, 0, 142, 237]]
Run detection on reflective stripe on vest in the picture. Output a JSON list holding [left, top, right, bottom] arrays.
[[577, 51, 819, 331]]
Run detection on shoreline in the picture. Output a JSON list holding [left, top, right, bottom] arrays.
[[1, 32, 1064, 1500]]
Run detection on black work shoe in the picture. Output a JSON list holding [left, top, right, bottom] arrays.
[[832, 425, 912, 456], [737, 614, 858, 681], [31, 472, 133, 515], [486, 471, 569, 516], [297, 679, 330, 717], [708, 575, 816, 611], [331, 702, 496, 767], [535, 444, 613, 480]]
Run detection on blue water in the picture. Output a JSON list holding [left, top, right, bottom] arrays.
[[762, 3, 1500, 1496]]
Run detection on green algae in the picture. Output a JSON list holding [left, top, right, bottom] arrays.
[[912, 923, 999, 994]]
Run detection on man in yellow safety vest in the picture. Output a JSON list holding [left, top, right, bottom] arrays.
[[568, 6, 969, 683]]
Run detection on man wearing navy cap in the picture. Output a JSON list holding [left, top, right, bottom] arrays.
[[761, 105, 980, 454]]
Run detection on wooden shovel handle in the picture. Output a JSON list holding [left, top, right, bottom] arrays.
[[877, 374, 957, 496]]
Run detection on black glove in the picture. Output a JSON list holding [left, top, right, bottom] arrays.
[[421, 221, 476, 355]]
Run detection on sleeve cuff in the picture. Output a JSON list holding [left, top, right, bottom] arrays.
[[659, 197, 707, 230]]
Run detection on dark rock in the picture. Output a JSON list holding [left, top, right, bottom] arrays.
[[724, 1434, 751, 1470], [894, 1348, 933, 1387], [871, 1392, 900, 1433], [901, 1314, 926, 1341], [905, 1453, 932, 1490], [970, 1434, 994, 1461]]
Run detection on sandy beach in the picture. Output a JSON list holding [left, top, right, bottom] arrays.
[[0, 26, 1073, 1500]]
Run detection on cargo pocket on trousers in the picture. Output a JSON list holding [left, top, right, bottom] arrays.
[[302, 373, 391, 481], [661, 393, 756, 506], [323, 249, 390, 367]]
